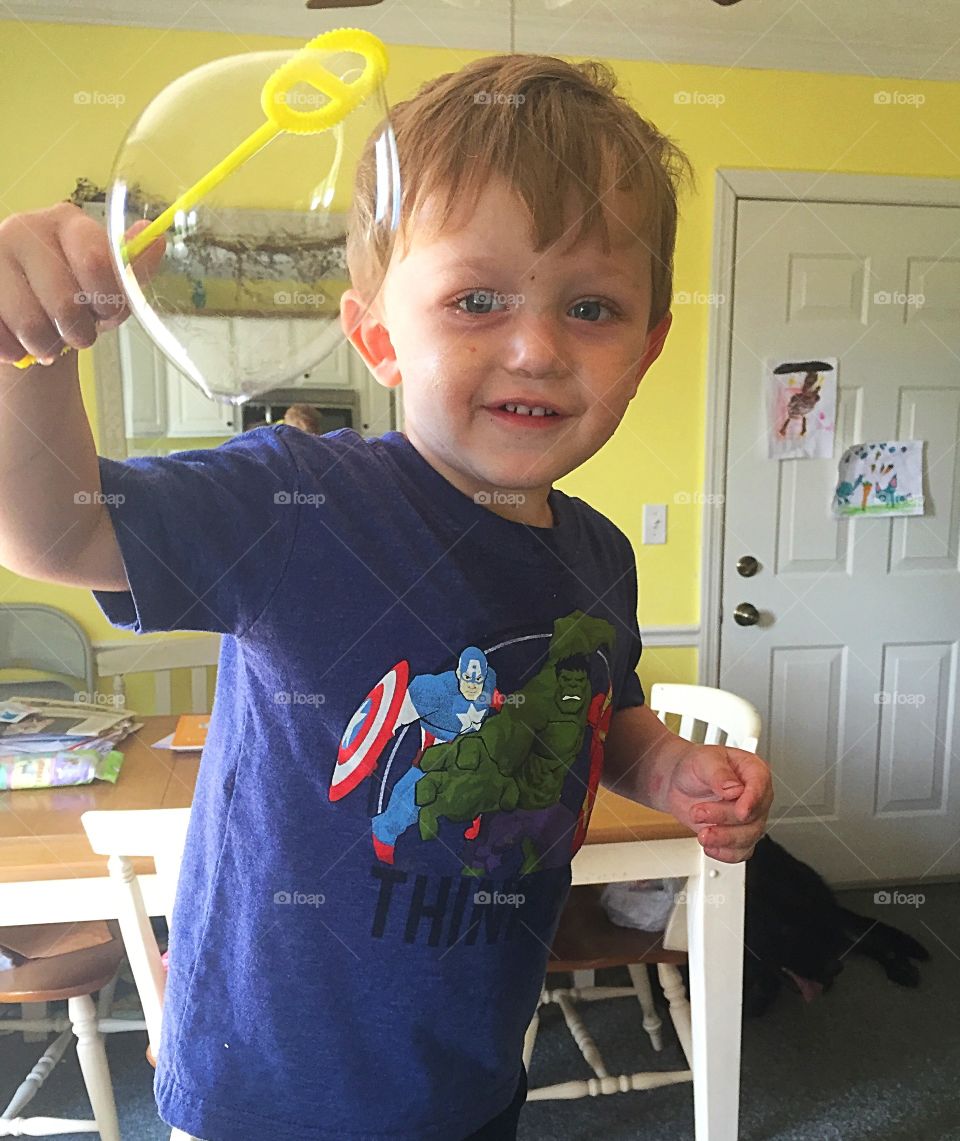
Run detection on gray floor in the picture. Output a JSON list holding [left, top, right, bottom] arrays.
[[1, 883, 957, 1140]]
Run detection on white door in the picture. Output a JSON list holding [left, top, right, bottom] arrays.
[[721, 199, 960, 884]]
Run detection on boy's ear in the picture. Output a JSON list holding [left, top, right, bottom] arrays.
[[628, 310, 673, 397], [339, 288, 402, 389]]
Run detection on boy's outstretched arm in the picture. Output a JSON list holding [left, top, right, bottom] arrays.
[[0, 204, 163, 588], [602, 703, 773, 863], [0, 346, 124, 588]]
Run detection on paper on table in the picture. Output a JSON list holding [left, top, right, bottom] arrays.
[[0, 702, 31, 724], [153, 725, 206, 751]]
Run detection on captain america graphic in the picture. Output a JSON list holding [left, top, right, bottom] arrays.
[[329, 646, 501, 863], [329, 611, 615, 876]]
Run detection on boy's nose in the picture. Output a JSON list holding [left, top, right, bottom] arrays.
[[502, 310, 571, 378]]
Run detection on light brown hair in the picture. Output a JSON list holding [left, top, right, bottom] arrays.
[[347, 53, 696, 331], [282, 403, 325, 434]]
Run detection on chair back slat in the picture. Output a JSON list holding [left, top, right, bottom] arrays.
[[702, 723, 723, 746], [153, 672, 173, 716], [650, 683, 760, 752], [94, 632, 219, 715]]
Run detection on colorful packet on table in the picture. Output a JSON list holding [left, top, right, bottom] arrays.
[[0, 748, 124, 790]]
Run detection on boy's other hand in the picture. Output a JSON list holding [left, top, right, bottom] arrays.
[[663, 744, 773, 863], [0, 203, 165, 367]]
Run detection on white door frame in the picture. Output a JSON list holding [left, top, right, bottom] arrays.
[[699, 168, 960, 687]]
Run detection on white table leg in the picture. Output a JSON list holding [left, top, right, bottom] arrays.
[[685, 853, 745, 1141]]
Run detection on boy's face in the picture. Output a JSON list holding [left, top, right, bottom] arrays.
[[342, 176, 671, 523]]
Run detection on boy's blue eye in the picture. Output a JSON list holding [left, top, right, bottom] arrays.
[[569, 299, 611, 322], [456, 290, 507, 315], [453, 292, 617, 320]]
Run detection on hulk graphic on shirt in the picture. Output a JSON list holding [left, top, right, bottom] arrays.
[[414, 611, 615, 876]]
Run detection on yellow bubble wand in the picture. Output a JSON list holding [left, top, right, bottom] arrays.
[[15, 27, 388, 369]]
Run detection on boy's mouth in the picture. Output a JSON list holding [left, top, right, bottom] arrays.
[[500, 403, 558, 417], [486, 405, 568, 430], [485, 399, 569, 426]]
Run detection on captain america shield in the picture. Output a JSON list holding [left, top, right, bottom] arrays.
[[329, 660, 410, 801]]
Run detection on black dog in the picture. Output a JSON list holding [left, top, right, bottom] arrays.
[[742, 835, 930, 1017]]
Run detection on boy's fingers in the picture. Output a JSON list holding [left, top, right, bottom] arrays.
[[0, 202, 157, 364], [722, 751, 772, 819], [693, 774, 770, 828], [80, 225, 166, 333], [0, 313, 30, 363], [694, 802, 739, 826], [703, 843, 755, 864], [0, 258, 64, 362], [67, 247, 126, 327], [58, 206, 134, 316], [23, 245, 101, 352], [699, 821, 764, 852]]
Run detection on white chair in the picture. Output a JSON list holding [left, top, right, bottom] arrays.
[[524, 683, 761, 1127], [79, 809, 191, 1084], [0, 921, 139, 1139], [94, 634, 219, 716]]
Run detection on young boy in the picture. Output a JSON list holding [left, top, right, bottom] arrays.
[[0, 53, 771, 1141]]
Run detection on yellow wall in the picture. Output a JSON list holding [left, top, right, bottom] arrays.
[[2, 20, 957, 703]]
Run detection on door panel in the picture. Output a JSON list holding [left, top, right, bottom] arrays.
[[721, 200, 960, 883]]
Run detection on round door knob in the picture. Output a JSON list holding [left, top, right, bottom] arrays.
[[737, 555, 759, 578], [733, 602, 760, 627]]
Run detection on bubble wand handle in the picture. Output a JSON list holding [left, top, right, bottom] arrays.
[[14, 27, 388, 369]]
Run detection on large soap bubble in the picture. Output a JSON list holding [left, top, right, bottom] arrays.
[[106, 29, 399, 404]]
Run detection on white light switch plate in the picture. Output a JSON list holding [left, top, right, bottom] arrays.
[[643, 504, 667, 545]]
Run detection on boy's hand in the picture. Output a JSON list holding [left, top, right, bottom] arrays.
[[662, 745, 773, 863], [0, 203, 165, 367]]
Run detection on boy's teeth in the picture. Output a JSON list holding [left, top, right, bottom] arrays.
[[502, 403, 557, 417]]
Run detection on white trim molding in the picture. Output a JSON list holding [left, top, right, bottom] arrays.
[[700, 169, 960, 688], [640, 624, 700, 649]]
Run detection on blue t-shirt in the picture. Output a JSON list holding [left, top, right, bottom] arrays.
[[93, 426, 645, 1141]]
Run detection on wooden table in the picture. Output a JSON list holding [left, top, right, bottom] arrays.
[[0, 715, 744, 1140], [0, 716, 191, 923]]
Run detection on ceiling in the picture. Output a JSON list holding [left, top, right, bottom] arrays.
[[2, 0, 959, 81]]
